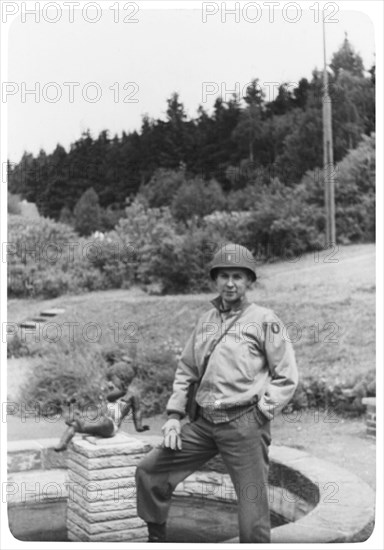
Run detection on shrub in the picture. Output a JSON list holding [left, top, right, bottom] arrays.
[[18, 341, 108, 414], [8, 215, 77, 297], [8, 192, 21, 215], [171, 178, 226, 222], [7, 332, 31, 358], [7, 215, 106, 297], [288, 369, 376, 416], [246, 179, 324, 258], [203, 210, 254, 250], [146, 225, 218, 293], [139, 168, 186, 208], [99, 206, 126, 232], [100, 198, 180, 288], [136, 340, 181, 416], [204, 180, 323, 261], [335, 133, 375, 242]]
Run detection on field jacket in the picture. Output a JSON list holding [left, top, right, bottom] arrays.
[[166, 296, 299, 420]]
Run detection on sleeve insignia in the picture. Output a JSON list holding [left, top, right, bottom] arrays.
[[271, 322, 280, 334]]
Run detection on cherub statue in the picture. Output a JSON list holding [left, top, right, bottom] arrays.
[[54, 360, 149, 452]]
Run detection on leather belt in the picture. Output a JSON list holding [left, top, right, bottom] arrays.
[[199, 401, 258, 424]]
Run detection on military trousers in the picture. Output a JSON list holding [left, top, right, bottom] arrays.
[[135, 407, 271, 543]]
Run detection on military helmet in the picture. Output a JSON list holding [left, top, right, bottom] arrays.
[[209, 243, 257, 281]]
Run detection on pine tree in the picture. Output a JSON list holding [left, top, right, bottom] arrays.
[[73, 187, 101, 236], [330, 33, 364, 78]]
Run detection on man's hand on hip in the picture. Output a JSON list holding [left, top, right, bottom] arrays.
[[162, 418, 182, 451]]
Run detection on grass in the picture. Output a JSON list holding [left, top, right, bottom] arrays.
[[7, 243, 375, 414]]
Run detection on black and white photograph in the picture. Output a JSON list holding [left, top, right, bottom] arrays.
[[1, 1, 382, 548]]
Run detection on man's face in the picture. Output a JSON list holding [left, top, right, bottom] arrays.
[[215, 268, 252, 308]]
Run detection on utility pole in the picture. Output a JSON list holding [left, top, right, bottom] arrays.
[[322, 14, 336, 245]]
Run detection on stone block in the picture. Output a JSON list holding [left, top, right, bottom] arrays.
[[70, 488, 136, 512], [68, 458, 136, 480], [7, 450, 42, 473], [68, 501, 138, 523], [70, 434, 151, 458], [67, 518, 147, 542], [70, 483, 136, 502], [67, 450, 144, 469], [67, 508, 145, 534], [66, 434, 147, 542], [68, 469, 135, 491]]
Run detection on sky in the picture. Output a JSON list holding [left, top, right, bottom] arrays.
[[4, 1, 378, 163]]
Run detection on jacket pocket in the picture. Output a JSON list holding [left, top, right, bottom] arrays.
[[245, 341, 264, 379]]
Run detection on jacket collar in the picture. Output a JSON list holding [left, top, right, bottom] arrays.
[[211, 295, 250, 314]]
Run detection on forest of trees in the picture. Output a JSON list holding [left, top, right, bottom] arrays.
[[8, 37, 375, 232]]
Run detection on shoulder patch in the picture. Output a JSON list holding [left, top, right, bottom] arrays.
[[271, 322, 280, 334]]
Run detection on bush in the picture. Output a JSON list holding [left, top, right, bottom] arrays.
[[205, 180, 323, 261], [203, 210, 254, 250], [335, 134, 375, 242], [18, 341, 108, 414], [99, 206, 126, 232], [171, 178, 226, 222], [101, 198, 181, 288], [7, 215, 107, 298], [146, 225, 219, 294], [8, 192, 21, 215], [7, 332, 31, 358], [139, 168, 186, 208], [288, 369, 376, 416], [136, 338, 182, 416]]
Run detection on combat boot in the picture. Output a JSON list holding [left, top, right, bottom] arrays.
[[147, 521, 167, 542]]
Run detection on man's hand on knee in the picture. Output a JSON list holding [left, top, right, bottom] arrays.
[[162, 418, 182, 451]]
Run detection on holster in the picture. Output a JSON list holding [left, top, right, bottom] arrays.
[[186, 381, 200, 422]]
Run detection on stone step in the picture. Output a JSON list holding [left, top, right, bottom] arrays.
[[18, 321, 39, 329], [40, 308, 66, 317]]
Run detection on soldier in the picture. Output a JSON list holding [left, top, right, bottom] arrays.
[[135, 243, 299, 543]]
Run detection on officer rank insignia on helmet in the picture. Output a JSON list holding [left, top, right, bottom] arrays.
[[209, 243, 257, 282]]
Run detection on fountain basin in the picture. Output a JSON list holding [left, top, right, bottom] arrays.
[[7, 436, 375, 543]]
